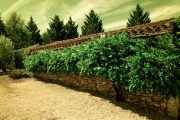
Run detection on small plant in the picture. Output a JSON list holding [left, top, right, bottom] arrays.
[[8, 69, 30, 79]]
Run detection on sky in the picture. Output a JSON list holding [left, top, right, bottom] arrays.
[[1, 0, 180, 38]]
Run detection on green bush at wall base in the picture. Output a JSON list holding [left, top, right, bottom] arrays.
[[8, 69, 31, 79]]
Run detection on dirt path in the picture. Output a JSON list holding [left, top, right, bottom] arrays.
[[0, 71, 175, 120]]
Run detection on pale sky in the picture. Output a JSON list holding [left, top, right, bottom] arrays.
[[1, 0, 180, 38]]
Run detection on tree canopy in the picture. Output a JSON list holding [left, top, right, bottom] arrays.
[[0, 35, 14, 72], [80, 9, 105, 37], [64, 16, 79, 40], [0, 13, 8, 37], [5, 22, 33, 50], [126, 3, 151, 28], [26, 16, 43, 45], [40, 31, 51, 45], [5, 12, 26, 28], [4, 12, 33, 50], [47, 14, 67, 43]]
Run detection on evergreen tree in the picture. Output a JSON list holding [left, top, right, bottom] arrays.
[[0, 13, 8, 37], [80, 9, 105, 37], [47, 14, 67, 43], [25, 16, 43, 45], [64, 16, 79, 39], [126, 3, 151, 28], [41, 31, 51, 45]]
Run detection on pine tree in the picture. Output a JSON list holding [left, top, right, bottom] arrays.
[[80, 9, 105, 37], [64, 16, 79, 39], [47, 14, 67, 43], [126, 3, 151, 28], [25, 16, 43, 45]]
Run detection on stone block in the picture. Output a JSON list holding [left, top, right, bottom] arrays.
[[146, 93, 153, 97], [148, 105, 161, 111], [141, 93, 147, 97], [160, 102, 167, 111], [166, 95, 179, 118], [152, 96, 160, 101], [140, 100, 147, 107], [139, 96, 146, 101], [154, 103, 161, 108]]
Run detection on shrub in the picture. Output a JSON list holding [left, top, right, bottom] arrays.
[[8, 69, 30, 79], [0, 34, 14, 72]]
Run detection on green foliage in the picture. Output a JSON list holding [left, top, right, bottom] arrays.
[[22, 17, 180, 102], [5, 12, 26, 28], [13, 50, 26, 69], [81, 9, 105, 36], [47, 14, 68, 43], [0, 13, 7, 37], [64, 16, 79, 40], [172, 16, 180, 50], [8, 43, 42, 70], [40, 31, 51, 45], [4, 12, 28, 44], [126, 3, 151, 28], [25, 16, 43, 45], [8, 69, 30, 79], [0, 34, 14, 72], [5, 22, 34, 50]]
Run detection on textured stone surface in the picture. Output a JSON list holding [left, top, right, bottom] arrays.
[[166, 95, 179, 118], [33, 71, 179, 118]]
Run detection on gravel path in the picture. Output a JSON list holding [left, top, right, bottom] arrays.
[[0, 71, 175, 120]]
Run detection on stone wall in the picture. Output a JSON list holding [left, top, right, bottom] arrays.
[[33, 70, 179, 119]]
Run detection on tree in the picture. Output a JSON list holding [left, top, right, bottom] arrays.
[[80, 9, 105, 37], [4, 12, 34, 50], [0, 13, 10, 38], [5, 22, 33, 50], [126, 3, 151, 28], [64, 16, 79, 39], [41, 31, 51, 45], [25, 16, 43, 45], [47, 14, 68, 43], [0, 35, 14, 73], [5, 12, 26, 28]]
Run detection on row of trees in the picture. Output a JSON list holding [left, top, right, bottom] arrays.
[[0, 3, 151, 72], [0, 3, 151, 48]]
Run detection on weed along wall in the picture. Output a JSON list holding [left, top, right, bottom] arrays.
[[26, 17, 180, 119], [33, 70, 179, 118]]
